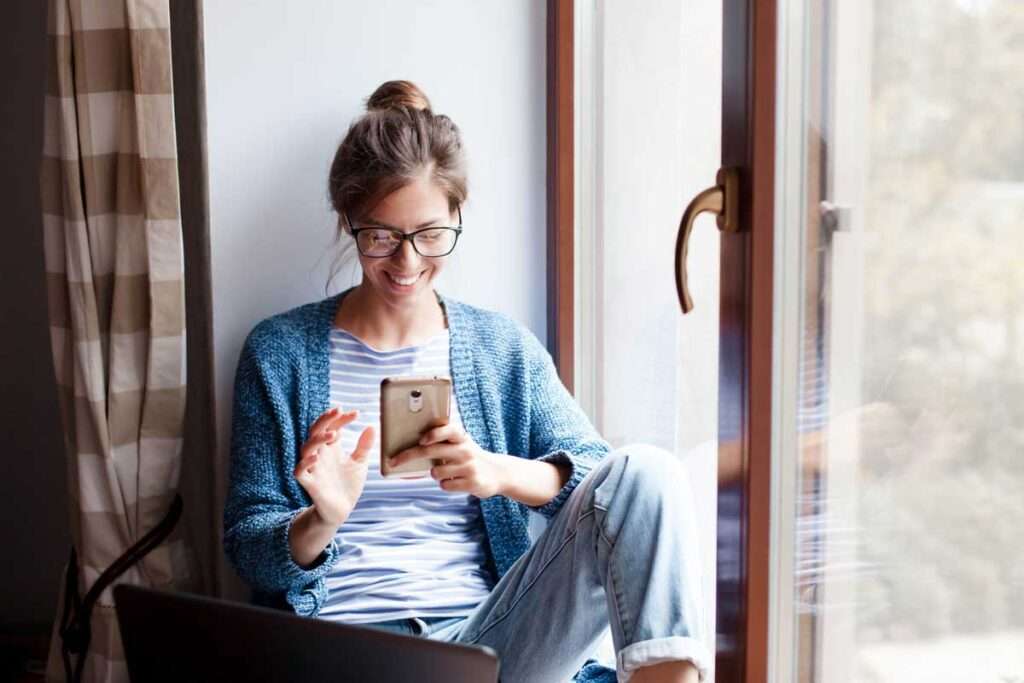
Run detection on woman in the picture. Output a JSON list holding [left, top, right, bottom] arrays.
[[224, 80, 708, 683]]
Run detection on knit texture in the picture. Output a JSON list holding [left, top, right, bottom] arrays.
[[223, 288, 615, 682]]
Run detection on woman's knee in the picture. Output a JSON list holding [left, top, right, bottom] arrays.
[[594, 444, 688, 507]]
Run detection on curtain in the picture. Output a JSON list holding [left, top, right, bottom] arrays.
[[40, 0, 192, 680]]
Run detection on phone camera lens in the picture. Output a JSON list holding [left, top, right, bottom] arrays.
[[409, 389, 424, 413]]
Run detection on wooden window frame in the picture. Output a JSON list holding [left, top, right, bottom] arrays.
[[548, 4, 779, 682], [719, 1, 777, 681], [547, 0, 574, 392]]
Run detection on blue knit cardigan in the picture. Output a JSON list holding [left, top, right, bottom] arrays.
[[223, 289, 616, 682]]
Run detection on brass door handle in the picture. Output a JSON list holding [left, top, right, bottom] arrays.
[[675, 167, 740, 314]]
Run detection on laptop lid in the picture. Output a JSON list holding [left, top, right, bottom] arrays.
[[113, 584, 499, 682]]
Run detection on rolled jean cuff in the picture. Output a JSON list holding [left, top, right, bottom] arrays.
[[617, 636, 712, 682]]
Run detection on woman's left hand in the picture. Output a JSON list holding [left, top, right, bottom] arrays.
[[389, 424, 507, 498]]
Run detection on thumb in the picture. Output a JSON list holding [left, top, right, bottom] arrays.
[[350, 426, 375, 463]]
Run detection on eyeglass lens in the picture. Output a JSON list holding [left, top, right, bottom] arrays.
[[357, 229, 457, 257]]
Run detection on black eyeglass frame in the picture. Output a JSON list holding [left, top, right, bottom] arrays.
[[346, 207, 464, 258]]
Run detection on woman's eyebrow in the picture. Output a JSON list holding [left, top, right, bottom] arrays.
[[364, 217, 448, 231]]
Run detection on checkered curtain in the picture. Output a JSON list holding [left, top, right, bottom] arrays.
[[41, 1, 192, 680]]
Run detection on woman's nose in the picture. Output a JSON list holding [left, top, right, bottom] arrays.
[[393, 238, 421, 266]]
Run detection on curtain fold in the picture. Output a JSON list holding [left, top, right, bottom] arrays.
[[41, 0, 193, 680]]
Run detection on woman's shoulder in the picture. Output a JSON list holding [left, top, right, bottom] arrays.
[[241, 296, 337, 361], [442, 296, 548, 360]]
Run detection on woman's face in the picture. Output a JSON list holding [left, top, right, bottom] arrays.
[[353, 175, 457, 311]]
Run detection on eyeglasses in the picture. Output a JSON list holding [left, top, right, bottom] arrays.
[[347, 207, 463, 258]]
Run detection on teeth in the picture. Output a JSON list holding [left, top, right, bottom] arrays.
[[388, 272, 420, 286]]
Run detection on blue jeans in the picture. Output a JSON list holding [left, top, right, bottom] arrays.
[[360, 446, 710, 682]]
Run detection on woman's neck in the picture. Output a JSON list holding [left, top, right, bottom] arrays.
[[333, 283, 447, 350]]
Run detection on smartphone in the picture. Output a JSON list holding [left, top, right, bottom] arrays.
[[379, 376, 452, 478]]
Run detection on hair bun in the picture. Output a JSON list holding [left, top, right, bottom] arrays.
[[366, 80, 432, 113]]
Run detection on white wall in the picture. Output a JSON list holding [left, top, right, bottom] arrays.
[[203, 0, 547, 595]]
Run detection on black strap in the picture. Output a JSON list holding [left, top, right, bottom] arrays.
[[60, 494, 183, 683]]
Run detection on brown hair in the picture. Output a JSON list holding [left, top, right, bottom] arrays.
[[328, 80, 467, 228]]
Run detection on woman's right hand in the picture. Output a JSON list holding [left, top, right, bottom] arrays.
[[293, 407, 376, 527]]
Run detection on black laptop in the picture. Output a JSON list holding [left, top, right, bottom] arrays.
[[113, 584, 499, 682]]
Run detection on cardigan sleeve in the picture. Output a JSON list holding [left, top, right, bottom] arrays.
[[222, 325, 341, 609], [521, 328, 611, 518]]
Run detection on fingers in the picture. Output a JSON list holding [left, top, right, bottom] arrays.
[[430, 462, 468, 481], [326, 409, 359, 433], [419, 423, 468, 446], [309, 407, 358, 439], [437, 477, 469, 492], [350, 426, 375, 463], [391, 443, 465, 469], [301, 430, 336, 460], [388, 447, 417, 469], [308, 407, 341, 437]]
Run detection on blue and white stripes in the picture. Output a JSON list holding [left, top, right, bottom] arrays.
[[317, 328, 492, 623]]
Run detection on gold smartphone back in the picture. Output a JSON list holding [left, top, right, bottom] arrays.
[[379, 376, 451, 478]]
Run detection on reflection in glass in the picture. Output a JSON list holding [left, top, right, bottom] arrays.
[[786, 1, 1024, 681]]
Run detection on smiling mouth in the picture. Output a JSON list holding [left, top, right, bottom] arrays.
[[386, 271, 424, 286]]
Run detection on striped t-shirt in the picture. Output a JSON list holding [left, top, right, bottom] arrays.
[[317, 327, 493, 624]]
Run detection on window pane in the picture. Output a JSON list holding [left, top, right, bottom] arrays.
[[776, 1, 1024, 681]]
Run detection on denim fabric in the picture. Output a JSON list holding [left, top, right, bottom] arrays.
[[359, 445, 711, 682], [360, 615, 466, 637]]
